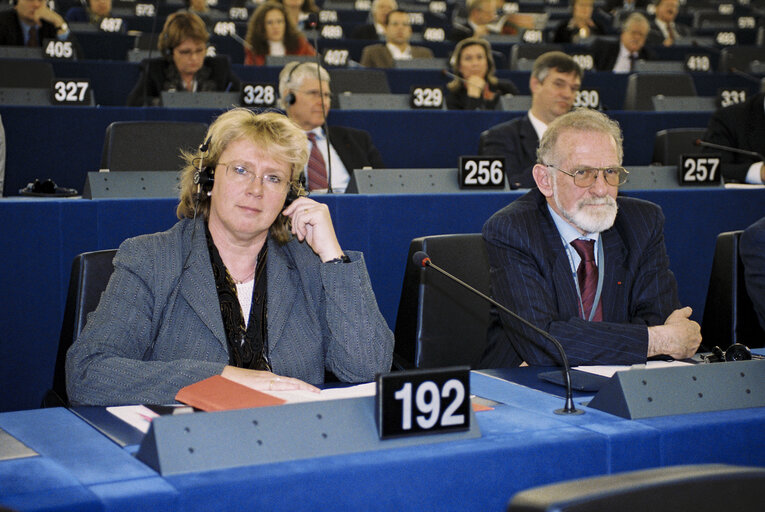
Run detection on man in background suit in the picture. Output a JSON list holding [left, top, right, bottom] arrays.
[[590, 12, 653, 72], [0, 0, 73, 46], [360, 9, 433, 68], [480, 108, 701, 368], [741, 216, 765, 331], [646, 0, 691, 47], [479, 51, 582, 189], [350, 0, 396, 40], [701, 92, 765, 184], [279, 62, 384, 193]]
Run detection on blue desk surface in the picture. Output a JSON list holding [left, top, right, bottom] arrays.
[[0, 188, 763, 413], [1, 372, 763, 512]]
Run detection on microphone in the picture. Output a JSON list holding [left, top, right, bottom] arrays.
[[695, 139, 765, 162], [441, 69, 467, 84], [729, 67, 762, 85], [229, 31, 254, 51], [412, 251, 583, 415]]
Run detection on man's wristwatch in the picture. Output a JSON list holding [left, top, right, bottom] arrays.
[[325, 254, 351, 264]]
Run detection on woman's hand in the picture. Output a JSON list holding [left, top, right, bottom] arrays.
[[464, 75, 487, 98], [222, 366, 320, 392], [282, 197, 344, 262]]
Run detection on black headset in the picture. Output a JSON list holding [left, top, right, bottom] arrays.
[[703, 343, 753, 363], [192, 135, 304, 207]]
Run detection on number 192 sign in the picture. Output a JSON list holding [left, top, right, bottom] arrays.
[[376, 366, 470, 439]]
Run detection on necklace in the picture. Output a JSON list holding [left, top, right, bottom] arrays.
[[230, 267, 256, 285]]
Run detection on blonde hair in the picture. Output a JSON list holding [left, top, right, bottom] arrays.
[[447, 37, 498, 93], [177, 108, 309, 244]]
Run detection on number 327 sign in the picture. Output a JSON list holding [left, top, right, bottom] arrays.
[[376, 366, 471, 439]]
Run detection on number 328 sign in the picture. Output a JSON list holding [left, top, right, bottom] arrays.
[[376, 366, 471, 439]]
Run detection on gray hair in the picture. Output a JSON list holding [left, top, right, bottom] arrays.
[[278, 62, 331, 109], [537, 108, 624, 165]]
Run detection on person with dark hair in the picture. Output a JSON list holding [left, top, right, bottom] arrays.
[[181, 0, 227, 28], [445, 37, 518, 110], [479, 51, 582, 188], [553, 0, 607, 43], [351, 0, 397, 40], [646, 0, 691, 47], [360, 9, 433, 68], [0, 0, 74, 46], [65, 0, 112, 27], [66, 108, 394, 405], [126, 11, 240, 106], [278, 62, 384, 192], [481, 108, 701, 368], [277, 0, 318, 31], [244, 1, 315, 66], [590, 12, 653, 72]]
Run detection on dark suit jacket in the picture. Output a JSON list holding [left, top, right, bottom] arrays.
[[479, 115, 538, 189], [445, 79, 519, 111], [480, 189, 680, 368], [646, 19, 692, 46], [359, 44, 434, 68], [126, 55, 240, 106], [589, 37, 653, 71], [0, 9, 64, 46], [350, 23, 382, 40], [741, 216, 765, 331], [328, 125, 384, 173], [702, 92, 765, 183]]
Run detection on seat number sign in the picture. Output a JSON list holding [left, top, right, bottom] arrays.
[[679, 154, 721, 185], [51, 79, 91, 105], [459, 156, 505, 189], [376, 366, 470, 439]]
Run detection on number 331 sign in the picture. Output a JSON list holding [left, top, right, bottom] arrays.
[[376, 366, 471, 439]]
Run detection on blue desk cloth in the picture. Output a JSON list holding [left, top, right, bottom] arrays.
[[0, 188, 763, 412], [1, 373, 763, 511]]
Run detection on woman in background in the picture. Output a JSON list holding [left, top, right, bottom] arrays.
[[445, 37, 518, 110], [244, 2, 315, 66]]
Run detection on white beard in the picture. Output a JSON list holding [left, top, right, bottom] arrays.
[[552, 178, 618, 233]]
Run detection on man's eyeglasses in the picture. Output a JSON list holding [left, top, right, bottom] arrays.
[[218, 163, 290, 191], [545, 164, 629, 187]]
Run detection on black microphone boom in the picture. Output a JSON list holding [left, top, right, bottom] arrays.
[[695, 139, 765, 162], [412, 251, 583, 415]]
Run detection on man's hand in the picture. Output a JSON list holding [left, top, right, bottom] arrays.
[[647, 306, 702, 359]]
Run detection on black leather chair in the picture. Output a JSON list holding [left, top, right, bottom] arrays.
[[651, 127, 707, 166], [507, 464, 765, 512], [42, 250, 117, 408], [701, 231, 765, 350], [393, 234, 490, 370], [100, 121, 208, 172], [623, 72, 697, 111], [328, 69, 391, 94], [718, 46, 765, 74]]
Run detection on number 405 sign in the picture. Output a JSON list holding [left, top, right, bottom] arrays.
[[376, 366, 471, 439]]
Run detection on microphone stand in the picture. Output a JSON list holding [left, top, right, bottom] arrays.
[[696, 139, 765, 162], [307, 14, 333, 193], [414, 251, 583, 415]]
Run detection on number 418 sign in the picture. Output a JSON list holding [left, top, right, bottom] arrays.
[[375, 366, 470, 439]]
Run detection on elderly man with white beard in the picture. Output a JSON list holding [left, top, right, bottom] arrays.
[[479, 108, 701, 368]]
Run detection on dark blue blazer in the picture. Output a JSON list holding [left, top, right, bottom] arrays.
[[480, 188, 680, 367], [741, 216, 765, 331], [479, 115, 538, 189]]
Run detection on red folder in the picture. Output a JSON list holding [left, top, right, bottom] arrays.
[[175, 375, 286, 412]]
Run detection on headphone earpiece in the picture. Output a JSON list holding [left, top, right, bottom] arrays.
[[284, 173, 307, 207], [284, 92, 296, 105], [282, 61, 312, 107], [193, 135, 213, 203]]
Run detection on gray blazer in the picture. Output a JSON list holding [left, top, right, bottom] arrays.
[[66, 217, 394, 405]]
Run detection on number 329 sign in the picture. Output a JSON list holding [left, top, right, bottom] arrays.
[[376, 366, 470, 439]]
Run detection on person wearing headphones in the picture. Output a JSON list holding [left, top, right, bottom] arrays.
[[445, 37, 518, 110], [0, 0, 73, 46], [243, 1, 314, 66], [279, 62, 384, 193], [65, 0, 112, 27], [66, 108, 394, 406], [126, 11, 240, 106]]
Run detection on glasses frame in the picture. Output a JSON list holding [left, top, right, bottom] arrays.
[[545, 164, 629, 187], [217, 162, 293, 191]]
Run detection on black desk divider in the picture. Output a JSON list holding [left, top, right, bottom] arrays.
[[83, 171, 181, 199], [135, 396, 480, 476], [587, 359, 765, 419]]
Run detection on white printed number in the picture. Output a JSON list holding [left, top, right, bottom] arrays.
[[423, 27, 445, 42], [574, 89, 599, 109], [522, 29, 543, 43], [411, 87, 442, 108], [323, 49, 349, 66], [321, 25, 343, 39], [571, 54, 594, 71], [685, 55, 710, 72], [464, 160, 503, 186], [720, 90, 746, 108], [394, 379, 465, 431], [715, 31, 736, 45], [242, 84, 275, 106], [99, 17, 123, 32], [53, 81, 89, 103], [135, 3, 155, 16], [44, 40, 73, 59], [683, 158, 719, 182]]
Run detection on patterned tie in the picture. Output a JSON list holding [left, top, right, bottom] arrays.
[[27, 26, 38, 47], [306, 132, 329, 191], [666, 23, 675, 45], [629, 53, 637, 72], [570, 239, 603, 322]]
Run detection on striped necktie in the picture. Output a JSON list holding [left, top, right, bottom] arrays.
[[570, 239, 603, 321], [306, 132, 329, 191]]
